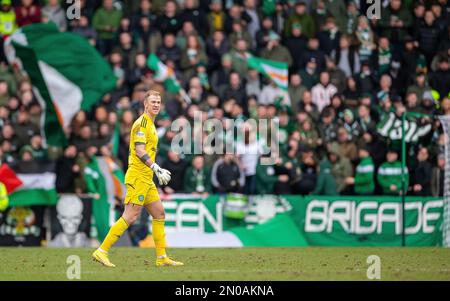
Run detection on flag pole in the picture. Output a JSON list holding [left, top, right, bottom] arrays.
[[179, 88, 192, 105], [401, 111, 406, 247]]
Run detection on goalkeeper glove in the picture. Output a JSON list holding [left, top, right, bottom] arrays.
[[151, 163, 171, 185]]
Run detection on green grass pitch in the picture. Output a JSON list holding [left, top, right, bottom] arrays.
[[0, 247, 449, 281]]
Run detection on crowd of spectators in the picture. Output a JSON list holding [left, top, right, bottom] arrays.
[[0, 0, 449, 198]]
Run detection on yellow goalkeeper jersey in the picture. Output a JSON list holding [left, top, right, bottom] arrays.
[[125, 113, 158, 184]]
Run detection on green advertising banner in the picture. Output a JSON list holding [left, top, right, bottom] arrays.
[[4, 194, 440, 247], [162, 195, 444, 247], [163, 194, 294, 233], [291, 196, 443, 247]]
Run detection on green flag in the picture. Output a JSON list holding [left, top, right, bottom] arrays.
[[147, 53, 181, 93], [5, 22, 117, 147], [84, 156, 125, 241], [247, 56, 289, 91]]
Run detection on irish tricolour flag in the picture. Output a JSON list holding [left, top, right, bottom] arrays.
[[247, 56, 289, 91], [84, 156, 126, 241], [4, 22, 116, 147], [0, 162, 57, 207], [147, 53, 181, 93]]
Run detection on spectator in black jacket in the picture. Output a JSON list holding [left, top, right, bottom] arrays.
[[416, 10, 442, 66], [161, 150, 188, 194], [318, 108, 338, 145], [131, 0, 157, 29], [55, 145, 80, 193], [136, 16, 161, 55], [224, 3, 252, 35], [180, 0, 209, 38], [301, 38, 326, 72], [72, 124, 93, 154], [255, 16, 275, 53], [317, 17, 341, 57], [206, 30, 229, 74], [398, 36, 424, 88], [211, 153, 245, 193], [126, 53, 152, 89], [284, 22, 308, 72], [413, 147, 433, 196], [429, 56, 450, 98], [295, 149, 317, 195], [220, 71, 248, 112], [357, 61, 378, 95], [211, 54, 233, 95], [156, 33, 181, 67], [155, 0, 181, 35], [362, 130, 386, 171], [112, 32, 138, 72]]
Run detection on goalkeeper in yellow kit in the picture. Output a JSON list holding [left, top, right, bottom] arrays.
[[92, 90, 183, 267]]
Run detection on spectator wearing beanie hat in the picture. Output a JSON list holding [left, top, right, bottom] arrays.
[[413, 147, 433, 196], [351, 146, 375, 195], [377, 149, 409, 195], [284, 1, 315, 39]]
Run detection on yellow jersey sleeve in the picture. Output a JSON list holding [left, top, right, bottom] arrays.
[[125, 114, 158, 184], [133, 123, 147, 145]]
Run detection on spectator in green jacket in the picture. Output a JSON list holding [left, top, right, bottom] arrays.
[[377, 149, 409, 195], [313, 0, 347, 33], [379, 0, 413, 44], [313, 158, 338, 195], [225, 38, 251, 80], [348, 146, 375, 195], [284, 2, 315, 39], [29, 134, 48, 162], [260, 31, 293, 68], [183, 155, 211, 195], [255, 156, 289, 194], [93, 0, 123, 55], [328, 142, 353, 194]]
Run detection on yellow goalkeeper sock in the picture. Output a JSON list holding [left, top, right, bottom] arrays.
[[152, 219, 167, 257], [99, 217, 129, 253]]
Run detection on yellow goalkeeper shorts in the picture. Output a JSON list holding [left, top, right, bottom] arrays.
[[124, 179, 160, 206]]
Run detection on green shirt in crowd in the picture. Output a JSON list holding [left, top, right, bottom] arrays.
[[377, 161, 409, 195], [255, 163, 278, 194], [183, 166, 212, 194], [354, 156, 375, 194], [313, 159, 338, 196], [92, 7, 122, 40]]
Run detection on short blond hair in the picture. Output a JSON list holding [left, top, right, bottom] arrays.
[[144, 90, 161, 100]]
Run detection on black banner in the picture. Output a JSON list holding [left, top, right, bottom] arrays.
[[0, 206, 45, 246]]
